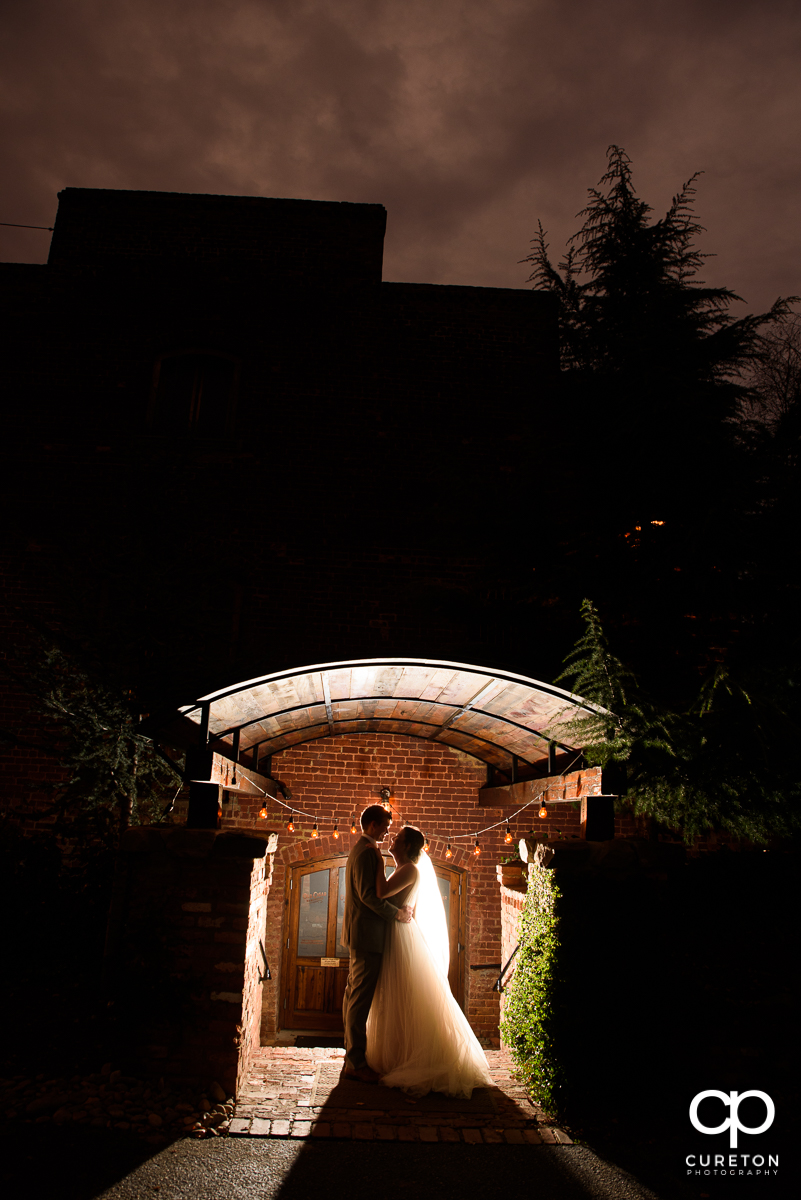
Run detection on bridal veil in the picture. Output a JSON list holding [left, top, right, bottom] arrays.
[[366, 853, 493, 1099]]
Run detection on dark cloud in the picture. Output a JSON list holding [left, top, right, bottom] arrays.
[[2, 0, 800, 309]]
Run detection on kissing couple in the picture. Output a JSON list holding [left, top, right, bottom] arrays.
[[341, 804, 492, 1098]]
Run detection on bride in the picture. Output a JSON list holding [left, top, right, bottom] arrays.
[[365, 824, 493, 1099]]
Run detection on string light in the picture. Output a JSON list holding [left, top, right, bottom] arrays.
[[438, 751, 581, 845], [424, 837, 430, 853], [237, 748, 583, 843]]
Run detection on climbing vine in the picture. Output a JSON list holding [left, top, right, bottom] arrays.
[[499, 864, 567, 1115]]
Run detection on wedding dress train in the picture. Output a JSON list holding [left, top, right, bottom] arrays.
[[365, 853, 493, 1099]]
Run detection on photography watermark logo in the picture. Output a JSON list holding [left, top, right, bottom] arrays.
[[685, 1090, 779, 1179], [690, 1090, 775, 1148]]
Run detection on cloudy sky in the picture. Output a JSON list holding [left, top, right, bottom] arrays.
[[2, 0, 799, 311]]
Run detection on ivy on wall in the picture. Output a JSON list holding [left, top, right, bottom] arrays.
[[499, 863, 566, 1114], [500, 855, 687, 1123]]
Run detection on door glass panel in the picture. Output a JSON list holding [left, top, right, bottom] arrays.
[[335, 866, 348, 957], [297, 869, 329, 958], [437, 874, 450, 927]]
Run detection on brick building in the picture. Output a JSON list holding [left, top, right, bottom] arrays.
[[1, 185, 563, 692], [2, 186, 598, 1058]]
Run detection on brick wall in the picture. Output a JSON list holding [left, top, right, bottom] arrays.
[[496, 864, 528, 1027], [217, 732, 488, 1038], [105, 828, 276, 1094], [238, 837, 276, 1091], [209, 733, 741, 1047], [216, 731, 616, 1043]]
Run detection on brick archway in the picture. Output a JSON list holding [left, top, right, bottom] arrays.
[[154, 658, 603, 1044], [218, 731, 542, 1045], [277, 831, 473, 1033]]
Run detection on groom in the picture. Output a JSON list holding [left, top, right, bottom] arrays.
[[341, 803, 412, 1083]]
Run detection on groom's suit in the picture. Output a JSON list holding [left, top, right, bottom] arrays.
[[341, 835, 399, 1071]]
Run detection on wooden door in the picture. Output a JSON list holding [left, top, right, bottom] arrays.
[[281, 855, 466, 1031], [283, 857, 350, 1030], [432, 863, 465, 1006]]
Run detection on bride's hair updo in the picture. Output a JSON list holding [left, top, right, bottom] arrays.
[[401, 825, 425, 863]]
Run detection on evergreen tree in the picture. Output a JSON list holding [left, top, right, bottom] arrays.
[[525, 146, 794, 526], [554, 600, 800, 845], [515, 147, 798, 697]]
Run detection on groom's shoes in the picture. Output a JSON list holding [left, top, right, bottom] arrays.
[[343, 1065, 381, 1084]]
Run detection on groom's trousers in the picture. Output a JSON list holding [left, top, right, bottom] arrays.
[[342, 949, 382, 1070]]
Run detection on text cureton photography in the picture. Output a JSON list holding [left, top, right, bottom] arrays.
[[685, 1090, 780, 1181]]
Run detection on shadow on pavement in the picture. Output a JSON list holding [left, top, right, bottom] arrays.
[[1, 1125, 692, 1200]]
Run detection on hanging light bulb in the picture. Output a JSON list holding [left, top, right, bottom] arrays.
[[424, 837, 430, 854], [350, 817, 358, 834], [473, 837, 481, 856], [258, 806, 268, 820], [333, 820, 340, 839], [539, 798, 548, 819], [311, 821, 319, 838], [286, 811, 295, 833], [504, 823, 513, 844], [445, 841, 453, 859]]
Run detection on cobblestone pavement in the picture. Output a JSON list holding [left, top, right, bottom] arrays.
[[230, 1046, 573, 1145]]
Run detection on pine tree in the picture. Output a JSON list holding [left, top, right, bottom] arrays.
[[554, 600, 800, 845], [554, 598, 679, 777], [525, 146, 794, 525]]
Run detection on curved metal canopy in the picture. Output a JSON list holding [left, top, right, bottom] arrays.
[[169, 658, 600, 772]]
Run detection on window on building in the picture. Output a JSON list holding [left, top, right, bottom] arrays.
[[148, 351, 240, 435]]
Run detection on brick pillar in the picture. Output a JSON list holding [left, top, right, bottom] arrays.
[[495, 862, 527, 1030], [104, 827, 278, 1095]]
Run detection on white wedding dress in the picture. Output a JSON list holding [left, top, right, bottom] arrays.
[[365, 853, 493, 1099]]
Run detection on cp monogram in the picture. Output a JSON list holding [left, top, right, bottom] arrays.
[[689, 1090, 775, 1148]]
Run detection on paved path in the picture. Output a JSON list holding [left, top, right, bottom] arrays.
[[0, 1050, 688, 1199], [230, 1046, 573, 1144], [93, 1139, 668, 1200]]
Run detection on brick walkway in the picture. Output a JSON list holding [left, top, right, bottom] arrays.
[[230, 1047, 572, 1144]]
